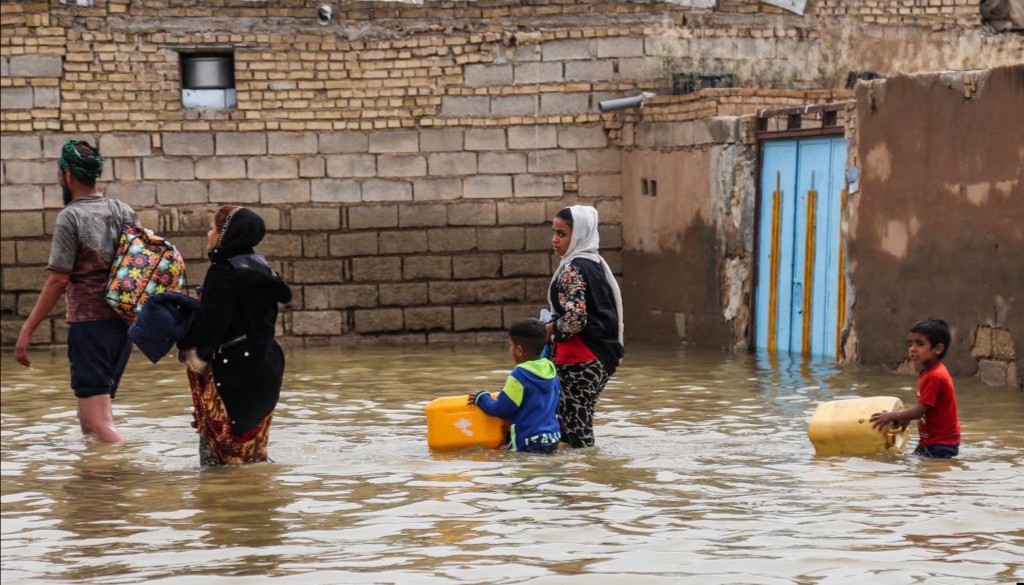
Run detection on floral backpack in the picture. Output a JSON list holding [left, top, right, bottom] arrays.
[[105, 200, 187, 323]]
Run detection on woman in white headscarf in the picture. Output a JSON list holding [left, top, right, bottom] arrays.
[[546, 205, 624, 448]]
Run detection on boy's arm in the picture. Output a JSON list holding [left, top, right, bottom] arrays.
[[470, 374, 523, 419], [870, 403, 928, 430]]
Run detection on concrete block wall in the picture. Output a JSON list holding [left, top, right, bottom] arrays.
[[0, 126, 623, 346]]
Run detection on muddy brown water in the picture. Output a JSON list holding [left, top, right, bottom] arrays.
[[1, 345, 1022, 584]]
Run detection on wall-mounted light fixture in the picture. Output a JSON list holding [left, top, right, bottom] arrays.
[[317, 4, 333, 26]]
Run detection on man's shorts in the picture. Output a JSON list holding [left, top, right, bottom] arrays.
[[67, 319, 132, 399], [913, 443, 959, 459]]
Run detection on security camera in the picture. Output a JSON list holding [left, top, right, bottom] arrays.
[[317, 4, 332, 26], [598, 92, 656, 113]]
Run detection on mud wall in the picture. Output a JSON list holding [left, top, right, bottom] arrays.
[[846, 65, 1024, 385]]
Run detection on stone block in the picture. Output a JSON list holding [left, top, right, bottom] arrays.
[[292, 310, 344, 335], [352, 256, 402, 282], [326, 154, 376, 178], [15, 240, 51, 264], [514, 174, 563, 198], [0, 242, 14, 265], [404, 307, 452, 331], [508, 125, 558, 150], [527, 150, 576, 173], [106, 182, 157, 207], [448, 202, 496, 226], [429, 281, 479, 304], [514, 62, 562, 85], [9, 55, 63, 77], [596, 199, 622, 223], [428, 227, 476, 252], [491, 95, 539, 116], [599, 224, 623, 248], [302, 233, 329, 258], [577, 148, 621, 172], [329, 284, 379, 308], [291, 207, 341, 231], [33, 86, 61, 108], [260, 233, 303, 257], [247, 157, 298, 180], [978, 359, 1011, 386], [453, 305, 502, 331], [328, 232, 379, 257], [559, 125, 608, 149], [1, 318, 51, 344], [209, 180, 259, 203], [354, 308, 404, 333], [99, 134, 152, 158], [141, 157, 193, 181], [413, 177, 463, 201], [542, 39, 591, 61], [479, 152, 526, 174], [441, 96, 491, 117], [399, 203, 447, 227], [377, 155, 427, 178], [502, 304, 538, 327], [2, 212, 45, 238], [380, 283, 429, 306], [525, 277, 550, 302], [0, 87, 33, 110], [453, 254, 501, 279], [157, 181, 207, 205], [291, 259, 346, 284], [0, 185, 44, 210], [216, 132, 267, 156], [362, 179, 413, 202], [311, 178, 361, 203], [497, 201, 548, 225], [418, 128, 464, 152], [597, 37, 645, 58], [369, 131, 418, 154], [477, 226, 525, 251], [379, 230, 428, 255], [2, 266, 47, 291], [464, 175, 513, 199], [162, 133, 214, 156], [268, 132, 318, 155], [564, 60, 614, 82], [478, 279, 527, 302], [195, 156, 246, 180], [4, 162, 52, 185], [427, 152, 477, 176], [404, 255, 452, 280], [579, 174, 622, 197], [299, 156, 325, 178], [0, 135, 41, 160], [114, 158, 142, 181], [319, 131, 368, 154], [260, 180, 310, 204], [465, 129, 506, 151], [502, 252, 551, 276], [42, 134, 96, 158], [617, 57, 658, 81], [464, 63, 513, 86], [349, 204, 398, 229], [540, 93, 589, 114], [302, 285, 330, 310], [972, 326, 993, 358], [992, 328, 1016, 360], [524, 225, 554, 251]]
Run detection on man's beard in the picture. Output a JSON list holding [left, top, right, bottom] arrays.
[[62, 184, 73, 206]]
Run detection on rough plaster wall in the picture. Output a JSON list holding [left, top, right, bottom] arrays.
[[847, 65, 1024, 383]]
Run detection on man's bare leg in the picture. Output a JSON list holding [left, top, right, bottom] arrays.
[[77, 395, 124, 443]]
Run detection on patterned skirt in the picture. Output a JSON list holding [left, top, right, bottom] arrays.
[[187, 370, 272, 466]]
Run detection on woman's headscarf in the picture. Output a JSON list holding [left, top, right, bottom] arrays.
[[209, 207, 266, 264], [549, 205, 624, 345]]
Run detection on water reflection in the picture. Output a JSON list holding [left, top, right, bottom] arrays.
[[1, 344, 1022, 583]]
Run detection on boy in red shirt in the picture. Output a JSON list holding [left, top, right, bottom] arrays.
[[871, 319, 961, 458]]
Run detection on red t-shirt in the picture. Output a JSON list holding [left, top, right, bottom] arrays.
[[917, 362, 960, 446]]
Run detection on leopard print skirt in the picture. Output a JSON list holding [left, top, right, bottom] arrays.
[[556, 359, 610, 448]]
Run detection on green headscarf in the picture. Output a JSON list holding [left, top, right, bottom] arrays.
[[59, 139, 104, 182]]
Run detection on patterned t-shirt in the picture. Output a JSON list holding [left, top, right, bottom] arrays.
[[47, 195, 138, 323]]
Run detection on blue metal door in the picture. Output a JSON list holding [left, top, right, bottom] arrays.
[[755, 136, 847, 359]]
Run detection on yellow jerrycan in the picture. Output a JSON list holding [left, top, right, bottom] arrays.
[[808, 396, 911, 456], [425, 394, 509, 452]]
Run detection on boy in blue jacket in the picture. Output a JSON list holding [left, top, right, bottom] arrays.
[[469, 319, 561, 453]]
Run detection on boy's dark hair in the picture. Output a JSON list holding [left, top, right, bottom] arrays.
[[909, 319, 951, 360], [555, 207, 574, 227], [509, 318, 548, 358]]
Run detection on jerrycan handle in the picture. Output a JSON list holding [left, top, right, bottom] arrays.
[[883, 422, 911, 453]]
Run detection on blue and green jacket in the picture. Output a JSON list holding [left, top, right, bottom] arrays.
[[474, 358, 561, 452]]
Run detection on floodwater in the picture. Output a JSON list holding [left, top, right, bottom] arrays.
[[1, 345, 1022, 585]]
